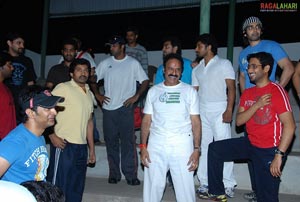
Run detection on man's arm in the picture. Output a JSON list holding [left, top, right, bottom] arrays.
[[238, 70, 246, 93], [123, 79, 149, 107], [140, 114, 152, 167], [0, 157, 10, 177], [270, 111, 295, 177], [278, 57, 295, 88], [236, 93, 272, 126], [188, 114, 201, 171], [86, 114, 96, 164], [292, 61, 300, 99], [223, 79, 236, 123]]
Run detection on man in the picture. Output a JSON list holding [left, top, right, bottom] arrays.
[[239, 16, 294, 93], [140, 53, 201, 202], [125, 26, 148, 74], [5, 32, 37, 124], [154, 36, 193, 85], [238, 16, 295, 201], [47, 58, 96, 202], [192, 33, 237, 198], [199, 52, 295, 202], [46, 37, 78, 90], [94, 35, 149, 185], [154, 36, 193, 187], [0, 85, 63, 184], [48, 37, 101, 144], [0, 52, 16, 140]]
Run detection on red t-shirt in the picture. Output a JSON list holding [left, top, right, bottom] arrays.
[[0, 83, 16, 140], [239, 82, 292, 148]]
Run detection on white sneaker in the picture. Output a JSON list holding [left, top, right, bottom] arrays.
[[225, 187, 235, 198], [196, 184, 208, 194]]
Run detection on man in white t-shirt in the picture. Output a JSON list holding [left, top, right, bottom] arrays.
[[192, 33, 237, 200], [94, 35, 149, 186], [140, 53, 201, 202]]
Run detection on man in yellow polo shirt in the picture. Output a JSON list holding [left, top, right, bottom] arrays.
[[47, 58, 96, 202]]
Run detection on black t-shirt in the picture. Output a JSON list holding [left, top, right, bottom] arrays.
[[46, 63, 71, 88], [4, 55, 37, 124]]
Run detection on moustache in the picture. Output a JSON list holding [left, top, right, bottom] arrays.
[[168, 74, 178, 78], [79, 76, 87, 80]]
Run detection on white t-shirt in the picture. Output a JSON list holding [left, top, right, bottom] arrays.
[[192, 55, 235, 110], [95, 55, 149, 110], [0, 180, 37, 202], [143, 82, 200, 137]]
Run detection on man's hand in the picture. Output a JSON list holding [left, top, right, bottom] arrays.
[[123, 94, 139, 107], [187, 150, 200, 172], [223, 109, 233, 123], [255, 93, 272, 109], [140, 148, 151, 168], [95, 94, 110, 106], [49, 133, 66, 149], [270, 155, 283, 177]]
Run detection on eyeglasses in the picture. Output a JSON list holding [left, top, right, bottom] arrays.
[[246, 25, 262, 31], [247, 64, 262, 70]]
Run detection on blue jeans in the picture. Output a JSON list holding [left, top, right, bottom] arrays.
[[207, 137, 283, 202]]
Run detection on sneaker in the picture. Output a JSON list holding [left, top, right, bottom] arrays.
[[244, 191, 256, 200], [198, 192, 227, 202], [196, 184, 208, 194], [248, 197, 257, 202], [225, 187, 235, 198]]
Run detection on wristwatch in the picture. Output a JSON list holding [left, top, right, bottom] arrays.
[[275, 148, 285, 156], [194, 146, 201, 153]]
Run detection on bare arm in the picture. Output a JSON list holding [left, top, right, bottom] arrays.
[[0, 157, 10, 177], [223, 79, 236, 123], [90, 79, 110, 106], [86, 114, 96, 164], [292, 62, 300, 99], [236, 93, 272, 126], [188, 114, 201, 171], [278, 57, 294, 88], [140, 114, 152, 168], [124, 79, 149, 107], [270, 111, 295, 177], [239, 71, 246, 93]]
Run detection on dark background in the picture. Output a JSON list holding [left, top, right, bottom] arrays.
[[0, 0, 299, 55]]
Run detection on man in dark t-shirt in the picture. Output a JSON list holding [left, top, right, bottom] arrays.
[[4, 32, 37, 124]]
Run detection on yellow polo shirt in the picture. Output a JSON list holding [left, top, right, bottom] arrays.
[[52, 79, 94, 144]]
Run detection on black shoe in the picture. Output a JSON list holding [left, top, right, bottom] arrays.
[[108, 178, 120, 184], [126, 178, 141, 186]]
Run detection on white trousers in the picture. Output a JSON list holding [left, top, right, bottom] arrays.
[[197, 110, 237, 188], [143, 133, 196, 202]]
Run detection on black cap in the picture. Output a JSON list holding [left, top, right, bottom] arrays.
[[22, 90, 64, 110], [105, 35, 126, 46]]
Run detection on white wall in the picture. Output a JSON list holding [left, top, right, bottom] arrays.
[[26, 42, 299, 79]]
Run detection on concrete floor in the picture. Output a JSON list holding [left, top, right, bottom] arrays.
[[82, 177, 300, 202]]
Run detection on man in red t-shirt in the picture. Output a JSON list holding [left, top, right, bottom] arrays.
[[198, 52, 295, 202], [0, 52, 16, 140]]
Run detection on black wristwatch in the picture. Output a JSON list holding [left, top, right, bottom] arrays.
[[275, 148, 285, 156]]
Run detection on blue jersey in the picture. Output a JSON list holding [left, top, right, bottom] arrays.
[[239, 40, 288, 89], [0, 124, 49, 184], [154, 57, 193, 85]]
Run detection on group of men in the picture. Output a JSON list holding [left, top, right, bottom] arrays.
[[140, 16, 297, 202], [0, 16, 299, 202]]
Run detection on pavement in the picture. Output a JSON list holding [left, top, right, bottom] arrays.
[[82, 177, 300, 202]]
